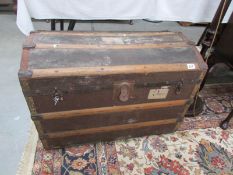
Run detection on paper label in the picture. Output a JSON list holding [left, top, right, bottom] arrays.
[[148, 86, 169, 100], [187, 63, 196, 70]]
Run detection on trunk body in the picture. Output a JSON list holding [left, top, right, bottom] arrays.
[[19, 31, 207, 149]]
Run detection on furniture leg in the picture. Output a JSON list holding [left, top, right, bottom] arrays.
[[68, 20, 76, 30], [51, 20, 56, 30], [60, 20, 64, 31]]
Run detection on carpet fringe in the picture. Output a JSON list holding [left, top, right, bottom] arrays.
[[16, 121, 38, 175]]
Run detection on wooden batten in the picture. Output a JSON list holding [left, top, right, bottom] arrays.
[[33, 31, 177, 37], [18, 31, 207, 149], [35, 42, 188, 49], [30, 64, 200, 78], [45, 119, 177, 139], [34, 99, 188, 120], [19, 49, 29, 71]]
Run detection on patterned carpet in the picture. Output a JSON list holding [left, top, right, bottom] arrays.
[[32, 94, 233, 175]]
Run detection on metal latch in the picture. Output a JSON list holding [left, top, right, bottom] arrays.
[[53, 87, 63, 106], [175, 81, 183, 95]]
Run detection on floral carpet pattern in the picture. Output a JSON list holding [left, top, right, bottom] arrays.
[[32, 94, 233, 175]]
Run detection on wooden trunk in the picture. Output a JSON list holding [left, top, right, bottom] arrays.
[[19, 31, 207, 149]]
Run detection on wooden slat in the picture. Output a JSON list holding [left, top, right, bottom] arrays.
[[31, 63, 200, 78], [39, 99, 187, 120], [35, 31, 177, 37], [46, 118, 177, 138], [20, 49, 29, 71], [35, 42, 188, 49]]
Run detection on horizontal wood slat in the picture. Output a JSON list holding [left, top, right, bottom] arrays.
[[30, 64, 200, 78], [37, 99, 187, 120], [18, 31, 207, 149], [34, 31, 177, 37], [35, 42, 188, 50], [45, 118, 177, 138]]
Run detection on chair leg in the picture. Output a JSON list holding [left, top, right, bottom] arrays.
[[220, 109, 233, 130], [60, 20, 64, 31], [51, 19, 56, 30], [68, 20, 76, 31]]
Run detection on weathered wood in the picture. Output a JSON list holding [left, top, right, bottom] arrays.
[[24, 71, 199, 113], [37, 99, 187, 120], [32, 31, 176, 36], [42, 123, 176, 149], [45, 118, 177, 139], [19, 49, 29, 71], [35, 42, 188, 49], [29, 64, 200, 78], [37, 106, 184, 133], [18, 31, 207, 149]]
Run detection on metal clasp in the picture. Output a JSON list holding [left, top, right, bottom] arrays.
[[53, 87, 63, 106], [175, 80, 183, 95]]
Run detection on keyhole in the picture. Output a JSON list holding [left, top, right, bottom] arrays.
[[119, 85, 130, 102]]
